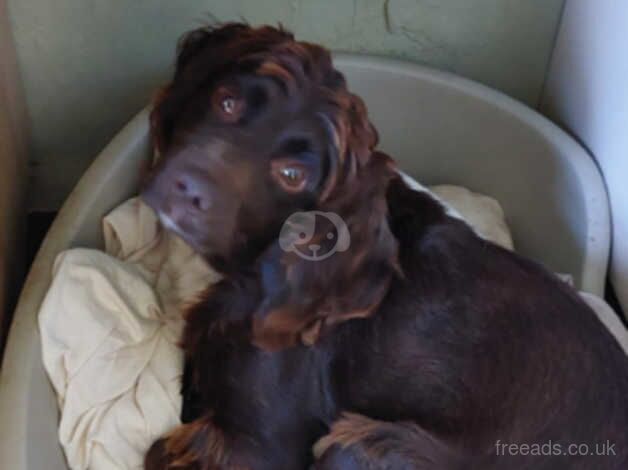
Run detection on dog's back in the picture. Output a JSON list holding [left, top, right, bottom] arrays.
[[327, 177, 628, 469]]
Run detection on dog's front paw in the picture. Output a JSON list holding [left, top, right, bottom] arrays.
[[313, 413, 462, 470], [144, 417, 232, 470], [313, 413, 382, 469]]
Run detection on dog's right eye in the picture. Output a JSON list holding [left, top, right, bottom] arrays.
[[212, 86, 245, 123]]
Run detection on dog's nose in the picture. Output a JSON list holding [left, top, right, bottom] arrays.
[[173, 174, 211, 212]]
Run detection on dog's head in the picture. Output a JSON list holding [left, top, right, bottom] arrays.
[[143, 23, 399, 349]]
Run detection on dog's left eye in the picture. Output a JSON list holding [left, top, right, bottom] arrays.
[[280, 167, 304, 183], [271, 160, 309, 193]]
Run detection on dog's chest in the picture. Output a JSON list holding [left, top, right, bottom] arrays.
[[199, 329, 333, 426]]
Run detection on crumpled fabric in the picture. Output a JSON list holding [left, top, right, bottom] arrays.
[[39, 198, 219, 469]]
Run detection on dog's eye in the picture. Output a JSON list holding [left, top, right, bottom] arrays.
[[221, 96, 236, 114], [212, 86, 244, 123], [281, 167, 303, 182], [280, 167, 304, 183], [271, 160, 309, 193]]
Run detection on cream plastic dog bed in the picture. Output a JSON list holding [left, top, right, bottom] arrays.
[[0, 54, 610, 469]]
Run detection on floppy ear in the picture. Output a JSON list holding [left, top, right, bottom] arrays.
[[252, 84, 393, 351], [252, 153, 400, 351], [319, 90, 379, 203], [151, 25, 233, 155], [150, 26, 220, 156]]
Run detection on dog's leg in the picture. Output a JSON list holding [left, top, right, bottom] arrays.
[[179, 276, 261, 424], [181, 359, 205, 424], [145, 414, 231, 470], [313, 413, 464, 470]]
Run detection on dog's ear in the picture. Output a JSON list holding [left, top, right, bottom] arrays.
[[253, 84, 394, 351], [252, 153, 400, 351], [319, 91, 379, 203], [150, 25, 231, 156]]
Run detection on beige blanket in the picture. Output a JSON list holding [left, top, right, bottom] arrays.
[[39, 199, 219, 470], [39, 187, 626, 470]]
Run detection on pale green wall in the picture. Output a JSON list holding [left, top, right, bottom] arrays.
[[8, 0, 565, 210]]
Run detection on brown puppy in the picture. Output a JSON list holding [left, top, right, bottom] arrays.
[[142, 23, 628, 469]]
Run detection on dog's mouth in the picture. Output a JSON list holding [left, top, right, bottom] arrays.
[[158, 212, 185, 236], [157, 211, 208, 254]]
